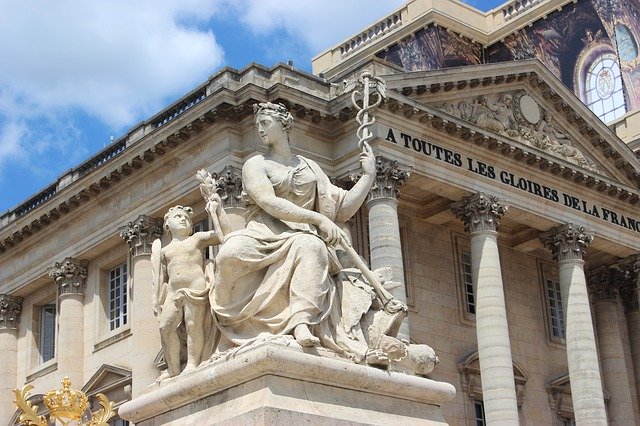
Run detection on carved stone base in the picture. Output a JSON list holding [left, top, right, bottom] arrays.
[[119, 339, 456, 425]]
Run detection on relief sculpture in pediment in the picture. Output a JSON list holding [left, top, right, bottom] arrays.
[[436, 90, 599, 173]]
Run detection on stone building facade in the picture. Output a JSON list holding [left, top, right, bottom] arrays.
[[2, 0, 640, 424]]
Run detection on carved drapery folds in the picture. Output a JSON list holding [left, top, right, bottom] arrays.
[[366, 156, 411, 201], [215, 165, 244, 209], [119, 215, 163, 257], [617, 254, 640, 313], [0, 294, 23, 330], [49, 257, 89, 296], [587, 267, 617, 302], [540, 223, 594, 262], [450, 192, 508, 234]]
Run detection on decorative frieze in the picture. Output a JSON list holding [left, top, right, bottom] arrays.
[[215, 165, 244, 209], [450, 192, 508, 234], [49, 257, 89, 296], [587, 267, 617, 302], [0, 294, 23, 330], [540, 223, 593, 262], [365, 156, 411, 201], [119, 215, 163, 256]]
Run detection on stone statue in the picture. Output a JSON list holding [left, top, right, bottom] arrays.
[[475, 94, 514, 133], [206, 102, 434, 375], [151, 196, 230, 378]]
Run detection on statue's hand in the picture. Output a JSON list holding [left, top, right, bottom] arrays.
[[360, 141, 376, 176], [206, 194, 221, 216], [318, 216, 342, 246]]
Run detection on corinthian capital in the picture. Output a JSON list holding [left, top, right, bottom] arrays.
[[49, 257, 89, 297], [0, 294, 23, 330], [617, 254, 640, 313], [366, 156, 411, 201], [119, 214, 163, 256], [587, 267, 617, 302], [540, 223, 593, 262], [215, 165, 244, 209], [450, 192, 508, 234]]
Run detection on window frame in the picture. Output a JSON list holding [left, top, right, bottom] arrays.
[[107, 263, 128, 331], [538, 260, 566, 347], [452, 232, 476, 325]]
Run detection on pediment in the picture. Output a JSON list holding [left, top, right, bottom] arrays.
[[380, 60, 640, 190], [82, 364, 132, 397]]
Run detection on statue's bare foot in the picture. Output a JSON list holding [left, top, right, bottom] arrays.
[[182, 363, 198, 374], [294, 324, 320, 347], [156, 370, 171, 382], [365, 349, 390, 368]]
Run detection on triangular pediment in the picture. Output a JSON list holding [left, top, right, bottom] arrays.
[[380, 60, 640, 190], [82, 364, 132, 397]]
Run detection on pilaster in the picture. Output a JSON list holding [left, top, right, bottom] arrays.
[[540, 223, 607, 424], [618, 255, 640, 414], [0, 294, 22, 424], [451, 192, 518, 425], [215, 165, 245, 232], [120, 215, 163, 396], [49, 257, 88, 388], [365, 156, 410, 341]]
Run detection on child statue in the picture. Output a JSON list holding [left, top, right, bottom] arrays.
[[152, 193, 230, 378]]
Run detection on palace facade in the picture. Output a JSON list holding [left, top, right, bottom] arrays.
[[2, 0, 640, 424]]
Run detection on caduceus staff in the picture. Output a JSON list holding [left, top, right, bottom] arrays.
[[339, 72, 406, 314]]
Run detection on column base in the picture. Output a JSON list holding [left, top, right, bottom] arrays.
[[119, 338, 456, 425]]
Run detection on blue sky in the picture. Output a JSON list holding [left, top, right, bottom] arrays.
[[0, 0, 504, 214]]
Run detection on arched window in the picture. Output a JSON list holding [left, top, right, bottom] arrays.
[[575, 46, 627, 123]]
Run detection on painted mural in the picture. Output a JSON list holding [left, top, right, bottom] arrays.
[[375, 0, 640, 118], [376, 25, 483, 71]]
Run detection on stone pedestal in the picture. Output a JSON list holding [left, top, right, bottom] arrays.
[[119, 340, 456, 425]]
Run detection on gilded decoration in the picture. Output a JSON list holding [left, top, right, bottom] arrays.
[[436, 91, 599, 172], [540, 223, 594, 262], [49, 257, 89, 296], [450, 192, 508, 234], [119, 214, 163, 257], [0, 294, 23, 330], [13, 377, 115, 426]]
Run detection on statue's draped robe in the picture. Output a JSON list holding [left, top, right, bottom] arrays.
[[211, 157, 348, 348]]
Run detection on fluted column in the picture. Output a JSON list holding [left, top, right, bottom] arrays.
[[365, 156, 411, 341], [618, 255, 640, 413], [49, 258, 88, 388], [0, 295, 22, 423], [541, 224, 607, 424], [588, 268, 636, 425], [120, 214, 163, 396], [451, 192, 518, 424], [215, 165, 245, 232]]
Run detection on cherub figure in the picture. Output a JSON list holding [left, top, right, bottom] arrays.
[[152, 195, 230, 378]]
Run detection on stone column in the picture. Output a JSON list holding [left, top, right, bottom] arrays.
[[588, 268, 636, 425], [120, 215, 163, 396], [541, 224, 607, 424], [0, 295, 22, 424], [451, 192, 518, 424], [618, 255, 640, 413], [215, 165, 245, 232], [49, 257, 88, 388], [365, 156, 411, 341]]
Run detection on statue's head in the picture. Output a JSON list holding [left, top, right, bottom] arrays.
[[253, 102, 293, 133], [164, 205, 194, 237]]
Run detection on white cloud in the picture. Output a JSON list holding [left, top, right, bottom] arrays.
[[230, 0, 406, 53], [0, 0, 224, 129]]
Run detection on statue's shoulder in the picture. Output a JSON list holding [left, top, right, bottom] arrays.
[[243, 155, 266, 173]]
